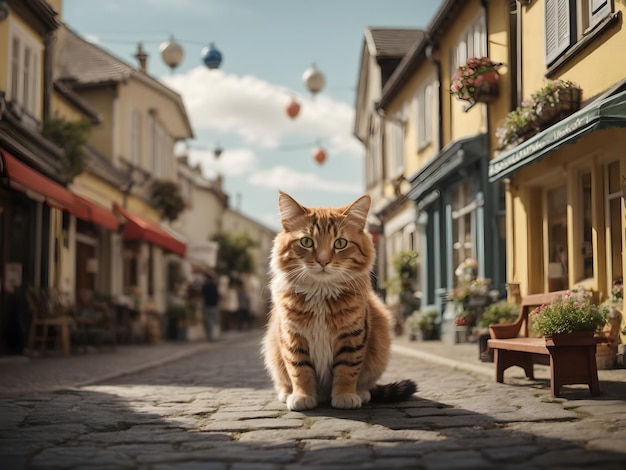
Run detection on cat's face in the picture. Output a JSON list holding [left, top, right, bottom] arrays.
[[271, 193, 374, 284]]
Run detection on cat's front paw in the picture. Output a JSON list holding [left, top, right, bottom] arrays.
[[286, 394, 317, 411], [358, 390, 371, 404], [277, 390, 289, 403], [332, 393, 362, 409]]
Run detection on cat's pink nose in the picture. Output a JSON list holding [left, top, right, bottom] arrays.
[[317, 256, 330, 267]]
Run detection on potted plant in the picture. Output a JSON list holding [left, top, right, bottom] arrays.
[[384, 251, 420, 332], [404, 310, 439, 341], [166, 304, 190, 341], [450, 56, 501, 103], [531, 79, 581, 129], [476, 302, 520, 362], [530, 288, 609, 342]]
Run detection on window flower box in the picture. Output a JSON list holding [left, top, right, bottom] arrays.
[[532, 80, 582, 130]]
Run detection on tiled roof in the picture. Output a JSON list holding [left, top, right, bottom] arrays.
[[366, 28, 425, 58], [56, 26, 136, 85]]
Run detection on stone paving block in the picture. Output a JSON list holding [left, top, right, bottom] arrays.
[[236, 428, 341, 442], [30, 446, 135, 468], [421, 449, 494, 469], [201, 418, 303, 432]]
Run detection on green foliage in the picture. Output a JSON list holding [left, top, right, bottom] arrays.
[[150, 180, 186, 222], [212, 231, 258, 277], [42, 117, 91, 182], [477, 301, 519, 328], [385, 251, 419, 294], [530, 289, 609, 335], [165, 304, 189, 320], [531, 79, 579, 108]]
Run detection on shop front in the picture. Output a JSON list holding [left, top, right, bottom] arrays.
[[489, 90, 626, 306]]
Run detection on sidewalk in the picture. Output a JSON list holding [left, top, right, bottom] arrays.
[[0, 330, 255, 397], [392, 334, 626, 399], [1, 329, 625, 399]]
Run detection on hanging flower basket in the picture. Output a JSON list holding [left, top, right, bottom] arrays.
[[450, 57, 502, 104]]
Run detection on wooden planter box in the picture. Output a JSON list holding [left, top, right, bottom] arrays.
[[536, 87, 582, 130]]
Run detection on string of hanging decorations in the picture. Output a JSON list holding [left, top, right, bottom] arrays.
[[280, 64, 327, 164]]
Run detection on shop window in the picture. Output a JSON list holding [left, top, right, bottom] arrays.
[[148, 244, 154, 297], [547, 185, 568, 291], [452, 180, 476, 285], [580, 171, 593, 280], [605, 161, 622, 289]]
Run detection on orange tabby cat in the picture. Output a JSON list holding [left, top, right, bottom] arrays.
[[262, 192, 416, 410]]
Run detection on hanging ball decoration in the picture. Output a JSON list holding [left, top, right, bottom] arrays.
[[302, 63, 325, 95], [214, 145, 223, 159], [201, 43, 223, 70], [159, 36, 184, 71], [285, 98, 301, 119], [312, 146, 327, 165]]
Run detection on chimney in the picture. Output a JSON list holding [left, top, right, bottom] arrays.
[[135, 43, 148, 72]]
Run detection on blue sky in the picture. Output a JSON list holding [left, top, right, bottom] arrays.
[[62, 0, 443, 231]]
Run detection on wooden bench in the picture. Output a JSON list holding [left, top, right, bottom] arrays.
[[487, 290, 604, 397]]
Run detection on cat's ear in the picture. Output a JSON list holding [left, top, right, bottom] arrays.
[[342, 194, 371, 230], [278, 192, 308, 230]]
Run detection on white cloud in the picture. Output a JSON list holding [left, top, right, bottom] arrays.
[[187, 147, 257, 178], [162, 67, 362, 157], [248, 165, 362, 193]]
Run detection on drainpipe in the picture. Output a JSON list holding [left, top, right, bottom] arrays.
[[516, 0, 523, 106], [425, 40, 443, 153]]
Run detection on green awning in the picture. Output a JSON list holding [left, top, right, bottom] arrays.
[[489, 90, 626, 182], [408, 134, 487, 203]]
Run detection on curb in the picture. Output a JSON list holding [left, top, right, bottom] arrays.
[[391, 343, 494, 379]]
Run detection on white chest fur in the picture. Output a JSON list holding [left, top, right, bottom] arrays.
[[300, 307, 334, 397]]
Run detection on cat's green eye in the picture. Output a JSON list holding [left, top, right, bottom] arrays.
[[300, 237, 314, 248], [333, 238, 348, 250]]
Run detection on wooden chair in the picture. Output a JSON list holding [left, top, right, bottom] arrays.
[[25, 288, 73, 357]]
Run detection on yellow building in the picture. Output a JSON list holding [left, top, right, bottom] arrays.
[[354, 27, 426, 308], [488, 0, 626, 341], [53, 23, 193, 317], [364, 0, 512, 339], [0, 0, 93, 354]]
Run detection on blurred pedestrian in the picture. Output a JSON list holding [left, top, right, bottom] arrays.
[[201, 272, 220, 341]]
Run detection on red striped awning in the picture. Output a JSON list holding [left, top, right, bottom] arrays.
[[75, 195, 119, 231], [1, 149, 87, 218], [113, 203, 186, 257]]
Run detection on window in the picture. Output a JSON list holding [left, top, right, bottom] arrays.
[[579, 171, 593, 280], [149, 115, 173, 179], [384, 109, 405, 179], [130, 108, 142, 165], [545, 0, 613, 64], [7, 20, 42, 118], [416, 81, 434, 149], [451, 180, 477, 285], [450, 14, 487, 77], [546, 185, 568, 291], [605, 161, 622, 291]]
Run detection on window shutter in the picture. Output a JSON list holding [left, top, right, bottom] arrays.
[[545, 0, 572, 64], [590, 0, 611, 28]]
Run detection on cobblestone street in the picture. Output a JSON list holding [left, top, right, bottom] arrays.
[[1, 330, 626, 469]]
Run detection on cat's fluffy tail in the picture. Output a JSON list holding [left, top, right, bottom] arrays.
[[369, 379, 417, 403]]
